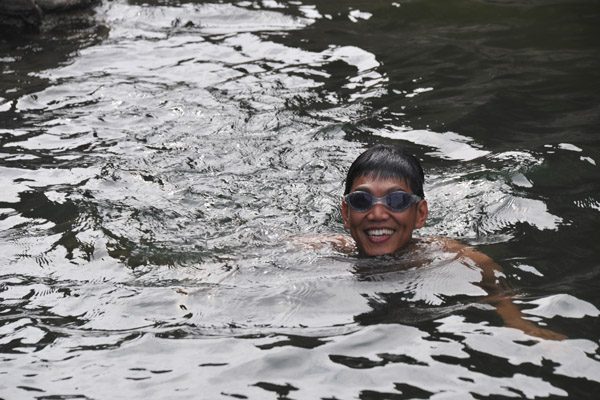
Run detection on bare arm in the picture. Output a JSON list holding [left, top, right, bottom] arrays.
[[446, 239, 566, 341]]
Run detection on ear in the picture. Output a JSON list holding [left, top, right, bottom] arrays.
[[342, 200, 350, 229], [414, 199, 428, 229]]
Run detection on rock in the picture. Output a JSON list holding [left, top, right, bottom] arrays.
[[0, 0, 100, 31]]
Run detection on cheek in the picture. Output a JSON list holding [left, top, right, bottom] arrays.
[[345, 211, 363, 231], [390, 213, 413, 230]]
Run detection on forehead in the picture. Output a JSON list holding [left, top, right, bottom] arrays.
[[351, 174, 411, 193]]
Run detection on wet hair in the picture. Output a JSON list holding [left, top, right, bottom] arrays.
[[344, 144, 425, 198]]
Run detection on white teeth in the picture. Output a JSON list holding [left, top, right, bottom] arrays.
[[366, 228, 394, 237]]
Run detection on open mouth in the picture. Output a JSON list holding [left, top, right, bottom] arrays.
[[365, 228, 395, 240]]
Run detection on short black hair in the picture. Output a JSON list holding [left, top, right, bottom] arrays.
[[344, 144, 425, 198]]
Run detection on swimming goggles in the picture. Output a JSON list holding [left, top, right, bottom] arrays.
[[344, 191, 422, 212]]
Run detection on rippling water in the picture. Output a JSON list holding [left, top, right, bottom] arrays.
[[1, 0, 600, 398]]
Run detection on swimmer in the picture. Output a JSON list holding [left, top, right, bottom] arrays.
[[301, 144, 565, 340], [342, 144, 427, 256]]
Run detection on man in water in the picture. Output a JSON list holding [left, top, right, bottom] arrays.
[[342, 144, 428, 256], [326, 144, 564, 340]]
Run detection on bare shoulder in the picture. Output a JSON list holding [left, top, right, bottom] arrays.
[[423, 236, 473, 253], [419, 236, 504, 286], [430, 237, 499, 268]]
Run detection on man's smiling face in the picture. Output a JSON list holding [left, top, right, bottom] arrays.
[[342, 175, 428, 256]]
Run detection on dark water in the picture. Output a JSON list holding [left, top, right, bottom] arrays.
[[1, 0, 600, 398]]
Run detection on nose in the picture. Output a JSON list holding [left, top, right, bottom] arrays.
[[367, 203, 390, 220]]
